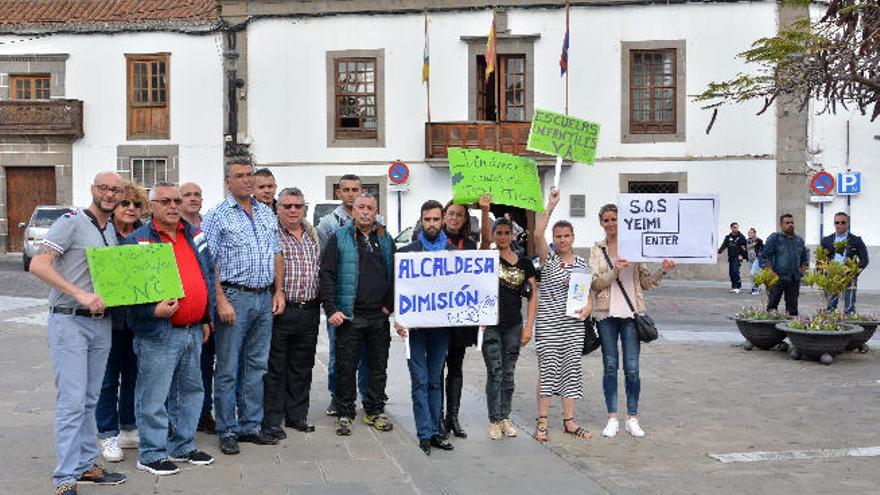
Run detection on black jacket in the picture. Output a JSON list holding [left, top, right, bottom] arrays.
[[820, 232, 869, 274], [718, 232, 747, 261]]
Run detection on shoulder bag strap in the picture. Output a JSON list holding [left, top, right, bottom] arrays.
[[601, 246, 637, 316]]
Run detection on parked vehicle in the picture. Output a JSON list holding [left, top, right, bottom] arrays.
[[312, 200, 342, 228], [19, 205, 75, 271]]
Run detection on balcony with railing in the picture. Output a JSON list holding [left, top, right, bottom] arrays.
[[0, 99, 84, 139], [425, 121, 537, 159]]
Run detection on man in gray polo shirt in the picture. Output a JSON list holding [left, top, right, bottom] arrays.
[[31, 171, 127, 495]]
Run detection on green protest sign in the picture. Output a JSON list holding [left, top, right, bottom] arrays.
[[448, 148, 544, 212], [527, 108, 600, 164], [86, 243, 185, 307]]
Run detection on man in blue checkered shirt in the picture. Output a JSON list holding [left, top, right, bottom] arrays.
[[202, 158, 286, 455]]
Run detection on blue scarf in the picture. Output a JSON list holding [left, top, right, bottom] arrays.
[[418, 230, 447, 251]]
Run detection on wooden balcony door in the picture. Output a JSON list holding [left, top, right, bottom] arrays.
[[477, 54, 526, 122]]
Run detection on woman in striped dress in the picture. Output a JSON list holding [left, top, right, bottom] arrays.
[[533, 187, 592, 441]]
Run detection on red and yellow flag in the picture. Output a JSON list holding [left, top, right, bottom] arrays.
[[484, 14, 496, 82]]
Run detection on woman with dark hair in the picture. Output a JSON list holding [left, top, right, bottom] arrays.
[[436, 199, 478, 438], [479, 196, 537, 440], [589, 203, 675, 438], [533, 187, 592, 441]]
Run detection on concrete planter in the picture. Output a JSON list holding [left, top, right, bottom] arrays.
[[842, 321, 878, 352], [732, 317, 788, 350], [776, 322, 863, 365]]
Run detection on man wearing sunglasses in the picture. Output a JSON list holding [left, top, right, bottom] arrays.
[[125, 183, 217, 475], [261, 188, 322, 440], [30, 172, 128, 494], [820, 212, 869, 315]]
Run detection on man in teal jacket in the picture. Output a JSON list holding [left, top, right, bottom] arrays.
[[319, 193, 395, 436]]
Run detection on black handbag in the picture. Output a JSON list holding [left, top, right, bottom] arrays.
[[600, 247, 659, 343], [582, 317, 601, 355]]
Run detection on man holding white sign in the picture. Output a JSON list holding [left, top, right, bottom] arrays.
[[395, 200, 487, 455], [617, 194, 719, 264]]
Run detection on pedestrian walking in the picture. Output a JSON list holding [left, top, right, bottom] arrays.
[[319, 192, 396, 436], [126, 183, 216, 475], [261, 188, 321, 440], [202, 158, 286, 455], [30, 171, 128, 494], [820, 212, 868, 314], [746, 228, 764, 295], [718, 222, 747, 293], [590, 204, 675, 439], [763, 213, 809, 316], [253, 168, 278, 213], [533, 187, 592, 442], [395, 200, 455, 455], [95, 181, 147, 463], [479, 198, 537, 441]]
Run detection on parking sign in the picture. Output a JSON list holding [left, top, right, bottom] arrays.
[[837, 171, 861, 195]]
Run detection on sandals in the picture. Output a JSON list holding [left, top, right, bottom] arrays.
[[563, 417, 592, 439], [534, 416, 549, 442]]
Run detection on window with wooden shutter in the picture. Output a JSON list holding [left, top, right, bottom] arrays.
[[476, 54, 527, 122], [10, 74, 51, 100], [629, 49, 676, 134], [127, 54, 169, 140]]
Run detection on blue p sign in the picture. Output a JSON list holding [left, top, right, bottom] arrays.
[[837, 172, 861, 195]]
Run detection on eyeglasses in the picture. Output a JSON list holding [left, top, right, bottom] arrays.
[[120, 200, 143, 209], [94, 184, 124, 195], [834, 221, 848, 225], [151, 198, 183, 206], [279, 203, 306, 210]]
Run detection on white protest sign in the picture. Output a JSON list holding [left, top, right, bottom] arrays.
[[565, 271, 591, 317], [395, 250, 499, 328], [618, 194, 719, 264]]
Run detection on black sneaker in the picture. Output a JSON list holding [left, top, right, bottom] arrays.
[[430, 434, 454, 451], [78, 465, 126, 485], [169, 449, 214, 466], [219, 435, 240, 455], [237, 431, 279, 445], [419, 439, 431, 456], [262, 425, 287, 440], [325, 401, 338, 416], [136, 459, 180, 476]]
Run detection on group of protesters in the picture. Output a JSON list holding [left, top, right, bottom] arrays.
[[718, 212, 869, 316], [32, 159, 685, 495]]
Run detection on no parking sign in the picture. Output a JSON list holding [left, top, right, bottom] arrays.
[[810, 171, 835, 196]]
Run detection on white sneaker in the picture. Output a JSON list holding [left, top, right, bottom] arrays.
[[602, 418, 619, 438], [100, 436, 124, 462], [625, 418, 645, 437], [488, 422, 502, 440], [499, 418, 518, 437], [117, 429, 140, 449]]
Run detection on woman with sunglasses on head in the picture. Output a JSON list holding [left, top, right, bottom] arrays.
[[95, 181, 149, 462], [590, 204, 675, 439], [532, 187, 592, 442], [479, 195, 537, 440]]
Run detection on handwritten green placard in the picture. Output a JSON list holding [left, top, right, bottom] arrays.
[[86, 243, 185, 307], [448, 148, 544, 212], [527, 108, 601, 164]]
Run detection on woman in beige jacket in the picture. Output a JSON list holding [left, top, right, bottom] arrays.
[[589, 204, 675, 438]]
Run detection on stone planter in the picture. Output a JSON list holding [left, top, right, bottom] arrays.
[[776, 322, 863, 365], [732, 317, 788, 350], [842, 321, 878, 352]]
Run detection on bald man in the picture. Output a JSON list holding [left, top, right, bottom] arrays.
[[31, 172, 128, 493], [180, 182, 203, 228]]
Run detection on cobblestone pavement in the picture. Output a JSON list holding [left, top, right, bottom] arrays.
[[1, 254, 878, 494]]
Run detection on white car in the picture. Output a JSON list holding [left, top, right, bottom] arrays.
[[19, 205, 75, 271]]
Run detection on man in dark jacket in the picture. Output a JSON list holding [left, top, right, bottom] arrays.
[[820, 212, 869, 314], [763, 213, 809, 316], [320, 192, 395, 436], [394, 200, 455, 456], [126, 183, 217, 475], [718, 222, 747, 293]]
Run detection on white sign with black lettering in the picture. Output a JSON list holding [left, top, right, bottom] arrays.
[[618, 193, 719, 264]]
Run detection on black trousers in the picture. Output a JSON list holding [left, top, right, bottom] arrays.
[[262, 303, 319, 427], [728, 258, 742, 289], [335, 314, 391, 419], [767, 278, 801, 316], [442, 344, 467, 415]]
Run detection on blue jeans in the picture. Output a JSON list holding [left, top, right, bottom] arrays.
[[133, 326, 204, 464], [407, 329, 449, 440], [597, 317, 641, 416], [827, 287, 857, 315], [481, 324, 522, 423], [214, 288, 272, 438], [327, 323, 369, 403], [96, 328, 137, 438], [47, 314, 111, 488], [200, 332, 215, 418]]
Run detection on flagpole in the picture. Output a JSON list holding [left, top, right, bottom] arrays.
[[493, 8, 499, 126], [565, 2, 570, 116], [425, 6, 431, 123]]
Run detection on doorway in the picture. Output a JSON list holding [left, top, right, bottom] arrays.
[[6, 166, 56, 252]]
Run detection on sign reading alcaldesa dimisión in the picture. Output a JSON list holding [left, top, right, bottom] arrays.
[[395, 250, 499, 328]]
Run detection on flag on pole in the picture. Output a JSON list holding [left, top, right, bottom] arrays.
[[422, 10, 429, 84], [484, 14, 496, 82], [559, 14, 570, 76]]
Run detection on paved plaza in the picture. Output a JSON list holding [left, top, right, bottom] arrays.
[[1, 254, 878, 494]]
